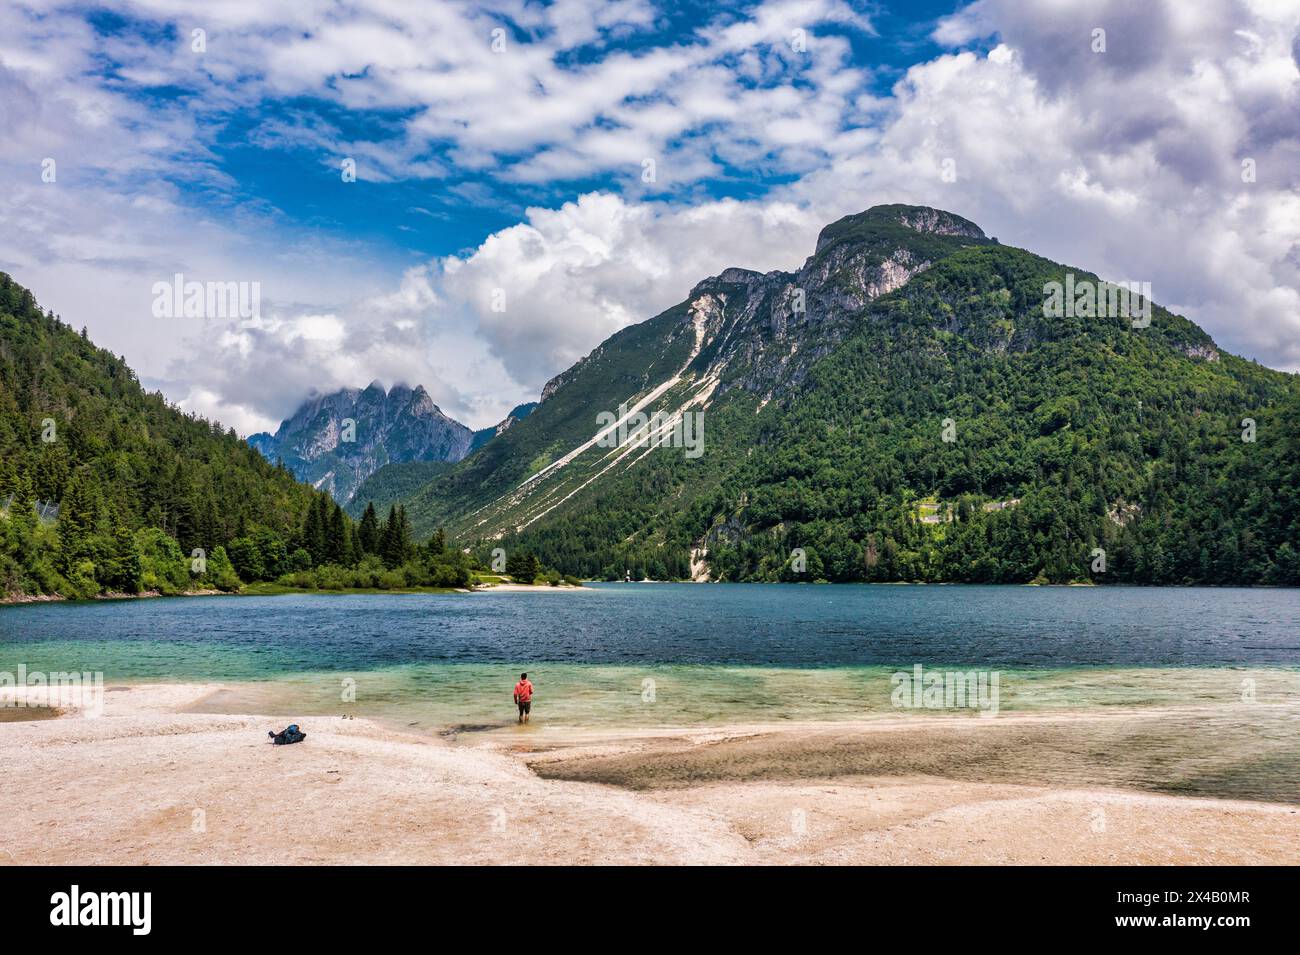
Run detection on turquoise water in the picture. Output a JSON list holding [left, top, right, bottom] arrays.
[[180, 661, 1300, 731], [1, 583, 1296, 727], [3, 584, 1297, 801]]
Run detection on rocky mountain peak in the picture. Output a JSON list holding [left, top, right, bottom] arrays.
[[249, 384, 474, 503], [815, 204, 985, 254]]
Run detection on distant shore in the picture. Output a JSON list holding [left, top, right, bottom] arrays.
[[2, 681, 1295, 865], [6, 578, 1292, 607], [0, 588, 228, 606], [473, 582, 590, 593], [0, 580, 587, 606]]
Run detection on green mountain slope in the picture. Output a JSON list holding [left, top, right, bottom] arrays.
[[344, 459, 452, 520], [0, 273, 319, 597], [399, 205, 1299, 584]]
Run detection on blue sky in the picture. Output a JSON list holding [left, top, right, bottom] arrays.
[[0, 0, 1296, 433], [82, 0, 976, 262]]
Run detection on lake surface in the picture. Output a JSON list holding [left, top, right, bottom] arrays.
[[1, 582, 1296, 725], [3, 584, 1298, 802], [2, 583, 1298, 673]]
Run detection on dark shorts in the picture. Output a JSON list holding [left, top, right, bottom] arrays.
[[517, 700, 531, 715]]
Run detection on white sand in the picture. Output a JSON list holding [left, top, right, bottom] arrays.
[[473, 582, 591, 592], [2, 683, 1296, 865]]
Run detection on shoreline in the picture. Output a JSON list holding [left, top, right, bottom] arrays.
[[0, 581, 589, 606], [6, 578, 1293, 606], [3, 681, 1296, 865], [0, 588, 229, 606], [472, 582, 590, 593]]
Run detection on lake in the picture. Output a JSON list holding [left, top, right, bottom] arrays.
[[1, 582, 1296, 722], [2, 583, 1298, 671], [4, 583, 1298, 802]]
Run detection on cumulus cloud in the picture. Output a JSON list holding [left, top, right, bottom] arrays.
[[425, 0, 1300, 389], [436, 193, 820, 388], [0, 0, 1296, 439], [166, 267, 517, 434], [866, 0, 1300, 368]]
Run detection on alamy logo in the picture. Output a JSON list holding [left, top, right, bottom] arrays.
[[151, 273, 261, 319], [50, 885, 151, 935], [890, 664, 1000, 717], [0, 666, 104, 717], [595, 404, 704, 459], [1043, 273, 1151, 327]]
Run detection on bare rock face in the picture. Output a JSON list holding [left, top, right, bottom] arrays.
[[1183, 344, 1220, 362], [674, 204, 990, 405], [538, 205, 990, 416], [248, 383, 474, 503], [895, 206, 987, 238]]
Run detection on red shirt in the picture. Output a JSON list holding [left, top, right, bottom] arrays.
[[514, 680, 533, 703]]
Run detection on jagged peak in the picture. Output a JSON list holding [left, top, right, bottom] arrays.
[[690, 267, 772, 299], [688, 206, 985, 301], [714, 267, 763, 285]]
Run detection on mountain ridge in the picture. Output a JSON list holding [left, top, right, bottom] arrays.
[[391, 203, 1298, 585], [249, 386, 535, 504]]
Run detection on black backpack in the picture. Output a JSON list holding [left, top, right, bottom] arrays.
[[269, 724, 306, 745]]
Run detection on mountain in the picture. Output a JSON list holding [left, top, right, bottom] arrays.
[[248, 383, 474, 504], [470, 402, 538, 453], [0, 272, 320, 598], [249, 389, 538, 506], [337, 403, 538, 519], [395, 204, 1299, 585]]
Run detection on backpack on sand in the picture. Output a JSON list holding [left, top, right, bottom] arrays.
[[269, 724, 306, 745]]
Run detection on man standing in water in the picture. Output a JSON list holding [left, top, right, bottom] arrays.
[[513, 672, 534, 724]]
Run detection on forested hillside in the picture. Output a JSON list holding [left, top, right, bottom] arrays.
[[689, 246, 1300, 585], [344, 460, 452, 521], [396, 206, 1299, 585], [6, 193, 1296, 595], [0, 274, 476, 598]]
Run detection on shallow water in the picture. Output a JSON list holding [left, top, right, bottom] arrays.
[[2, 584, 1297, 725], [177, 661, 1296, 731]]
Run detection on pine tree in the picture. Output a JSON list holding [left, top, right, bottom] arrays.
[[395, 506, 412, 564], [379, 504, 412, 568], [350, 523, 363, 565], [327, 502, 348, 565], [506, 549, 540, 584], [170, 461, 199, 553], [105, 522, 142, 592], [379, 505, 398, 568], [56, 470, 99, 573], [358, 502, 379, 555], [303, 495, 327, 565], [10, 472, 35, 536]]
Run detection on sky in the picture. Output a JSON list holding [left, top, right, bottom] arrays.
[[1, 0, 1297, 434]]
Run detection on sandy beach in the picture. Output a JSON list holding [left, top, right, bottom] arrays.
[[472, 582, 591, 592], [3, 682, 1297, 865]]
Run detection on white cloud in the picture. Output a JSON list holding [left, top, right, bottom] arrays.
[[436, 192, 821, 388], [0, 0, 1296, 442], [426, 0, 1300, 388], [869, 0, 1300, 368]]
